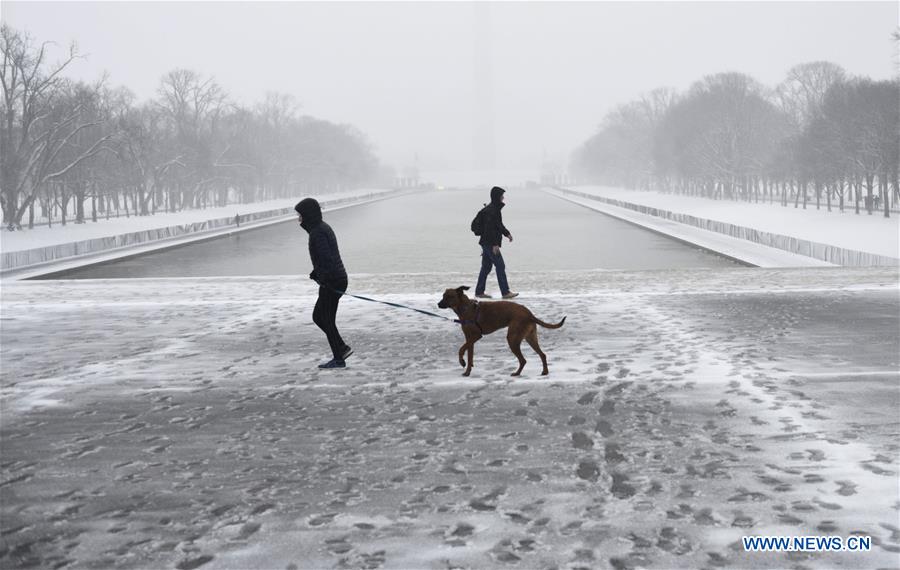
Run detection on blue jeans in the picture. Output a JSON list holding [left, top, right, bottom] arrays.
[[476, 244, 509, 296]]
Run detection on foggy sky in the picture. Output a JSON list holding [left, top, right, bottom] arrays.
[[4, 1, 897, 175]]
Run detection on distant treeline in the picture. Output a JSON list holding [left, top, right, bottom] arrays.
[[0, 25, 389, 230], [572, 61, 900, 217]]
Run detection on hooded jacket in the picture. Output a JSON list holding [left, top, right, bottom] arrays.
[[478, 186, 511, 248], [295, 198, 347, 284]]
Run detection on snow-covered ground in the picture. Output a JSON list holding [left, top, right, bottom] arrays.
[[1, 268, 898, 569], [566, 185, 899, 260], [546, 189, 835, 268], [0, 188, 395, 254], [1, 186, 899, 568]]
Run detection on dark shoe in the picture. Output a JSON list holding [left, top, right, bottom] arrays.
[[318, 359, 346, 369], [340, 346, 353, 360], [502, 291, 519, 299], [475, 293, 492, 299]]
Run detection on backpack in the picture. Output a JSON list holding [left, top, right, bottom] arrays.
[[470, 205, 488, 236]]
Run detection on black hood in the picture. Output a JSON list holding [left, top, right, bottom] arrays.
[[295, 198, 322, 232], [490, 186, 505, 207]]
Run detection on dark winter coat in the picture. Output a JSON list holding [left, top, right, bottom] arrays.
[[295, 198, 347, 285], [478, 186, 511, 248]]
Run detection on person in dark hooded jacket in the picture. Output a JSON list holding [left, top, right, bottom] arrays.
[[475, 186, 518, 299], [295, 198, 352, 369]]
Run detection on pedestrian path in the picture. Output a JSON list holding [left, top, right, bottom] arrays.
[[1, 188, 405, 278], [545, 189, 834, 268], [554, 185, 899, 267]]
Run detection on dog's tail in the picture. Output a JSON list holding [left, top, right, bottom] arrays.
[[533, 315, 566, 329]]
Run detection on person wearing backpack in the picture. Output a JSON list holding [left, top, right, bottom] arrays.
[[472, 186, 518, 300]]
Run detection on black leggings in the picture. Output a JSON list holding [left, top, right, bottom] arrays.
[[313, 278, 348, 359]]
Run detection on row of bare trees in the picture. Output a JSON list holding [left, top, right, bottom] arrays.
[[1, 25, 383, 230], [572, 61, 899, 218]]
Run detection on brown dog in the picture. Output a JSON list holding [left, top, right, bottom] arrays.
[[437, 286, 566, 377]]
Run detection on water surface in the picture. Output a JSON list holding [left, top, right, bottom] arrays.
[[51, 189, 736, 279]]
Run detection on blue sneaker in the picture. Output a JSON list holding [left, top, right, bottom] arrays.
[[318, 358, 346, 369]]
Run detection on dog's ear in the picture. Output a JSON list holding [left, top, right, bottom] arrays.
[[456, 286, 470, 292]]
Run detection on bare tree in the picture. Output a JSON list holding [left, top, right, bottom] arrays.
[[653, 73, 788, 200], [0, 25, 112, 229], [155, 69, 228, 210], [575, 57, 896, 222], [572, 88, 675, 190], [2, 26, 386, 230], [116, 102, 186, 215], [775, 61, 846, 129]]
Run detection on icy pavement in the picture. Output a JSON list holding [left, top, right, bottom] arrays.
[[1, 268, 899, 569]]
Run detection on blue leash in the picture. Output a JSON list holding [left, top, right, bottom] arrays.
[[315, 280, 470, 326]]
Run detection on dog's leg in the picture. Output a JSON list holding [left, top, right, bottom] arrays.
[[464, 339, 479, 377], [507, 326, 527, 376], [525, 325, 549, 375], [461, 331, 481, 377]]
